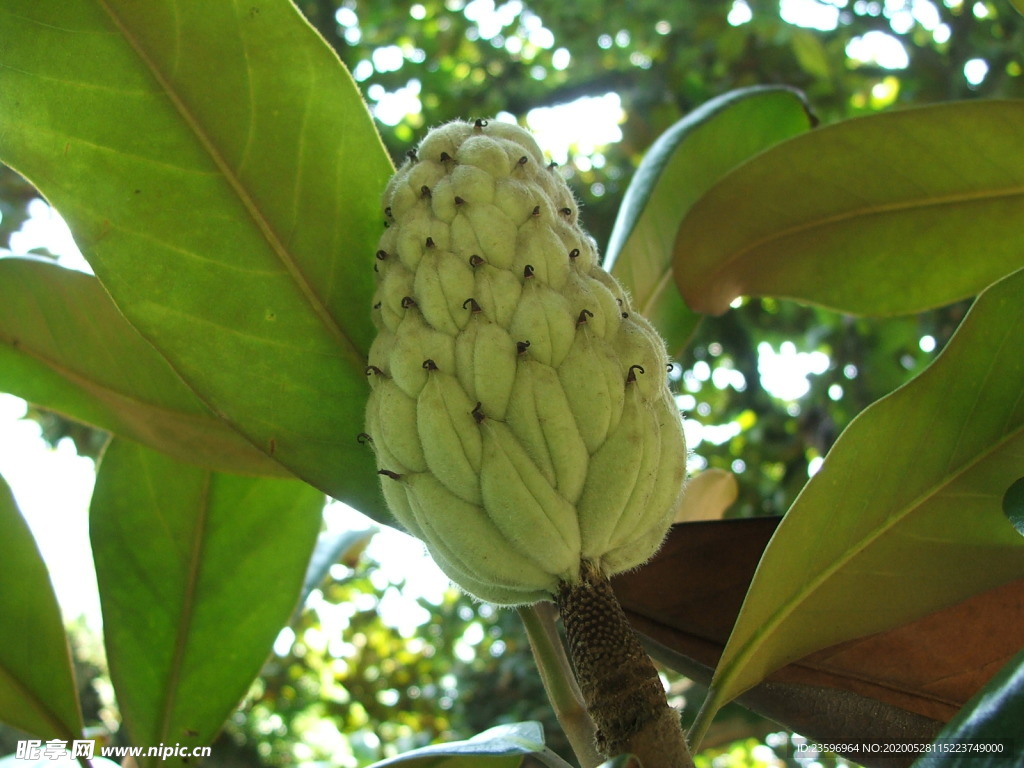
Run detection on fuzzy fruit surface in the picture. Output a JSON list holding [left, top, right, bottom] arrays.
[[365, 119, 687, 605]]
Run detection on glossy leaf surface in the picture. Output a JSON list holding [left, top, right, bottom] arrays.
[[0, 475, 83, 740], [914, 647, 1024, 768], [1003, 477, 1024, 537], [692, 267, 1024, 741], [0, 0, 394, 521], [90, 439, 323, 765], [0, 257, 287, 476], [606, 86, 813, 353], [674, 101, 1024, 316]]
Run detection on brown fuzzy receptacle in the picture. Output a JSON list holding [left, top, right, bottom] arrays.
[[557, 560, 694, 768]]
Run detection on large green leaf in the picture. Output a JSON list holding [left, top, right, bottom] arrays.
[[606, 86, 813, 353], [673, 100, 1024, 316], [690, 267, 1024, 745], [0, 257, 287, 476], [0, 474, 83, 740], [90, 438, 323, 766], [0, 0, 394, 522], [914, 646, 1024, 768]]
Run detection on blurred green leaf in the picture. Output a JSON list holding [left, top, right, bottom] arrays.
[[692, 267, 1024, 743], [90, 438, 323, 767], [606, 86, 813, 353], [913, 647, 1024, 768], [0, 474, 83, 740], [0, 257, 288, 476], [0, 0, 395, 522], [789, 29, 831, 81], [368, 722, 574, 768], [674, 101, 1024, 316], [300, 525, 376, 603]]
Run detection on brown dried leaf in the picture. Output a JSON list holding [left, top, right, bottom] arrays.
[[614, 520, 1024, 755]]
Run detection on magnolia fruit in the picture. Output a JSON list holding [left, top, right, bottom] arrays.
[[364, 119, 686, 605]]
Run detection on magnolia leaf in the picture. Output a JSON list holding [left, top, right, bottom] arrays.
[[91, 439, 323, 766], [0, 0, 395, 523], [617, 523, 1024, 763], [300, 526, 376, 604], [690, 267, 1024, 745], [673, 468, 739, 523], [606, 86, 813, 353], [0, 257, 287, 476], [367, 722, 574, 768], [674, 100, 1024, 316], [913, 646, 1024, 768], [0, 474, 83, 740], [788, 29, 831, 80]]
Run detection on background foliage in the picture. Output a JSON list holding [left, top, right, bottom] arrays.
[[1, 0, 1022, 765]]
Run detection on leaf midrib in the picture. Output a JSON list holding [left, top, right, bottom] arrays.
[[0, 328, 253, 437], [698, 182, 1024, 291], [729, 428, 1024, 704], [0, 662, 79, 740], [718, 396, 1024, 698], [155, 469, 211, 758], [97, 1, 364, 371]]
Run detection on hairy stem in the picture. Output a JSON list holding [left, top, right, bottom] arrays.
[[519, 602, 603, 768], [556, 560, 694, 768]]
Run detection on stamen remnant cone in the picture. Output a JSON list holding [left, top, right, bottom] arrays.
[[557, 560, 693, 767]]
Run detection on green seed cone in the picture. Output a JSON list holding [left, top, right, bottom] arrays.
[[365, 119, 687, 605]]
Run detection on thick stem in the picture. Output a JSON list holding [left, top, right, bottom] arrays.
[[556, 560, 694, 768]]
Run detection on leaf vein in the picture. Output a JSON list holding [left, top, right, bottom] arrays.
[[97, 0, 364, 372]]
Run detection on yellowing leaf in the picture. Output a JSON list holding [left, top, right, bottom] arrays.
[[674, 469, 739, 523]]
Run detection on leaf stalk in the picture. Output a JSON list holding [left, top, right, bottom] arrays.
[[519, 602, 603, 768]]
